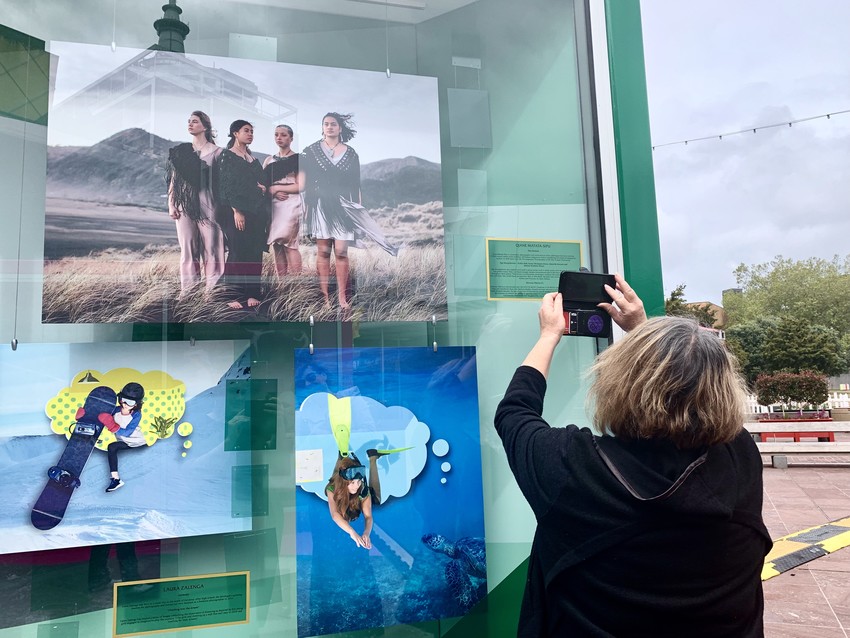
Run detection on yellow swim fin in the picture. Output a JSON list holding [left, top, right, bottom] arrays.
[[366, 446, 414, 458], [327, 395, 352, 456]]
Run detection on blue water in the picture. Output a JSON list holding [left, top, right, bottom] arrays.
[[294, 347, 486, 636]]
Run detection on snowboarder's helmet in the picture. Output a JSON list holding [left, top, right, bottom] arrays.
[[118, 382, 145, 405]]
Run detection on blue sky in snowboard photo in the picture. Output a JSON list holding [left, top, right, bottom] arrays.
[[48, 41, 441, 164], [641, 0, 850, 303]]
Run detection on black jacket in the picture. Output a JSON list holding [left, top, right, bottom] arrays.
[[494, 366, 772, 637]]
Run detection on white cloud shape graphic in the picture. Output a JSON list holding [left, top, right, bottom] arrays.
[[295, 392, 430, 503]]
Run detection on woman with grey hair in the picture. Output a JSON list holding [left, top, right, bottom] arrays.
[[495, 273, 771, 637]]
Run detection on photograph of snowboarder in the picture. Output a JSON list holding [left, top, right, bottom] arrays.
[[101, 382, 148, 493], [31, 385, 117, 530], [294, 347, 487, 636], [0, 340, 252, 555], [42, 42, 445, 324]]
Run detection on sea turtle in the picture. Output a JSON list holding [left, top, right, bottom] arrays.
[[422, 533, 486, 612]]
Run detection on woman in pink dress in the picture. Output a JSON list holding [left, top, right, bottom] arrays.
[[262, 124, 303, 277], [165, 111, 225, 296]]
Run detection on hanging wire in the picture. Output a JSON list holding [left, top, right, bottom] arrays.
[[651, 108, 850, 150], [11, 41, 34, 351], [11, 131, 24, 350], [111, 0, 117, 51], [385, 0, 391, 78]]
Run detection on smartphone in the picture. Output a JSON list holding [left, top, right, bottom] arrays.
[[558, 271, 615, 338], [558, 271, 616, 305]]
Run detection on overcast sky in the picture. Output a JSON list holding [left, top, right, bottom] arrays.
[[640, 0, 850, 304]]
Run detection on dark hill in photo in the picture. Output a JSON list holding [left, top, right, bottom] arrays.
[[47, 128, 441, 211], [361, 156, 442, 207], [47, 128, 177, 209]]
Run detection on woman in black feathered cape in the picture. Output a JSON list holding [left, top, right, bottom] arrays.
[[165, 111, 226, 296]]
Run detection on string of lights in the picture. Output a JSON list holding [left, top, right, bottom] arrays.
[[651, 108, 850, 150]]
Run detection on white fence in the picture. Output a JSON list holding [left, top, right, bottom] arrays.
[[747, 391, 850, 414]]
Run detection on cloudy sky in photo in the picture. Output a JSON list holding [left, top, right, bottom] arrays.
[[640, 0, 850, 304], [48, 42, 440, 164]]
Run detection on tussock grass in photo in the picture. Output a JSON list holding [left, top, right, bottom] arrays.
[[42, 243, 447, 323]]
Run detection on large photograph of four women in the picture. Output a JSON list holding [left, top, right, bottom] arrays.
[[42, 43, 446, 323]]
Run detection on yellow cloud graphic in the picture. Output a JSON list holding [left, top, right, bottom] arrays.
[[45, 368, 186, 452]]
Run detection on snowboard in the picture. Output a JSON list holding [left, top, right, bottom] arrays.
[[31, 385, 117, 530]]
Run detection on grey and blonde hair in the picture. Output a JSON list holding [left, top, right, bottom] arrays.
[[587, 316, 748, 449]]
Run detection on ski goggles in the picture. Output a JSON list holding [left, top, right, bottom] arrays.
[[339, 465, 366, 482], [121, 398, 137, 407]]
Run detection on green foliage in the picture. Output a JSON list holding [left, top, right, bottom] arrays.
[[665, 284, 688, 315], [149, 415, 177, 439], [761, 317, 844, 376], [725, 318, 776, 386], [725, 337, 749, 373], [796, 370, 829, 407], [841, 333, 850, 372], [724, 256, 850, 380], [664, 283, 716, 327], [755, 374, 782, 405], [727, 255, 850, 333], [755, 371, 828, 410]]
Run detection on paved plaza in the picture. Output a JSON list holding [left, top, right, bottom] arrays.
[[763, 466, 850, 636]]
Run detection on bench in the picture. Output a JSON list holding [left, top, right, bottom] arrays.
[[744, 421, 850, 443], [744, 422, 850, 467]]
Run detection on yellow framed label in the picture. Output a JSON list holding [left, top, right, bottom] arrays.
[[113, 571, 250, 637]]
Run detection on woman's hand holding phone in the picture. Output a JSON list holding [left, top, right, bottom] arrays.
[[597, 273, 647, 332]]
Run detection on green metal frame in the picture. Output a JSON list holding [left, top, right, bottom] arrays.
[[605, 0, 665, 317]]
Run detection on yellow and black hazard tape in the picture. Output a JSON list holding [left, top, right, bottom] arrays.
[[762, 515, 850, 580]]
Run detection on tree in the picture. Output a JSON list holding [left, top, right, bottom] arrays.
[[726, 255, 850, 334], [664, 283, 716, 327], [725, 318, 777, 386], [665, 284, 688, 316], [754, 373, 782, 408], [841, 333, 850, 373], [755, 371, 828, 414], [761, 316, 844, 376], [796, 370, 829, 408]]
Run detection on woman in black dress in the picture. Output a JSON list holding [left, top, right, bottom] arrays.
[[299, 112, 397, 309], [218, 120, 268, 309]]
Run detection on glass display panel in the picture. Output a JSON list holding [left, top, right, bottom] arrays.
[[0, 0, 611, 636]]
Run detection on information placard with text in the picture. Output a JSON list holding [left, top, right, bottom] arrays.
[[113, 571, 249, 637], [486, 238, 582, 300]]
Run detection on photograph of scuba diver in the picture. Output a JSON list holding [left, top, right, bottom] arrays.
[[323, 393, 410, 549], [294, 347, 485, 637], [325, 452, 382, 549]]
